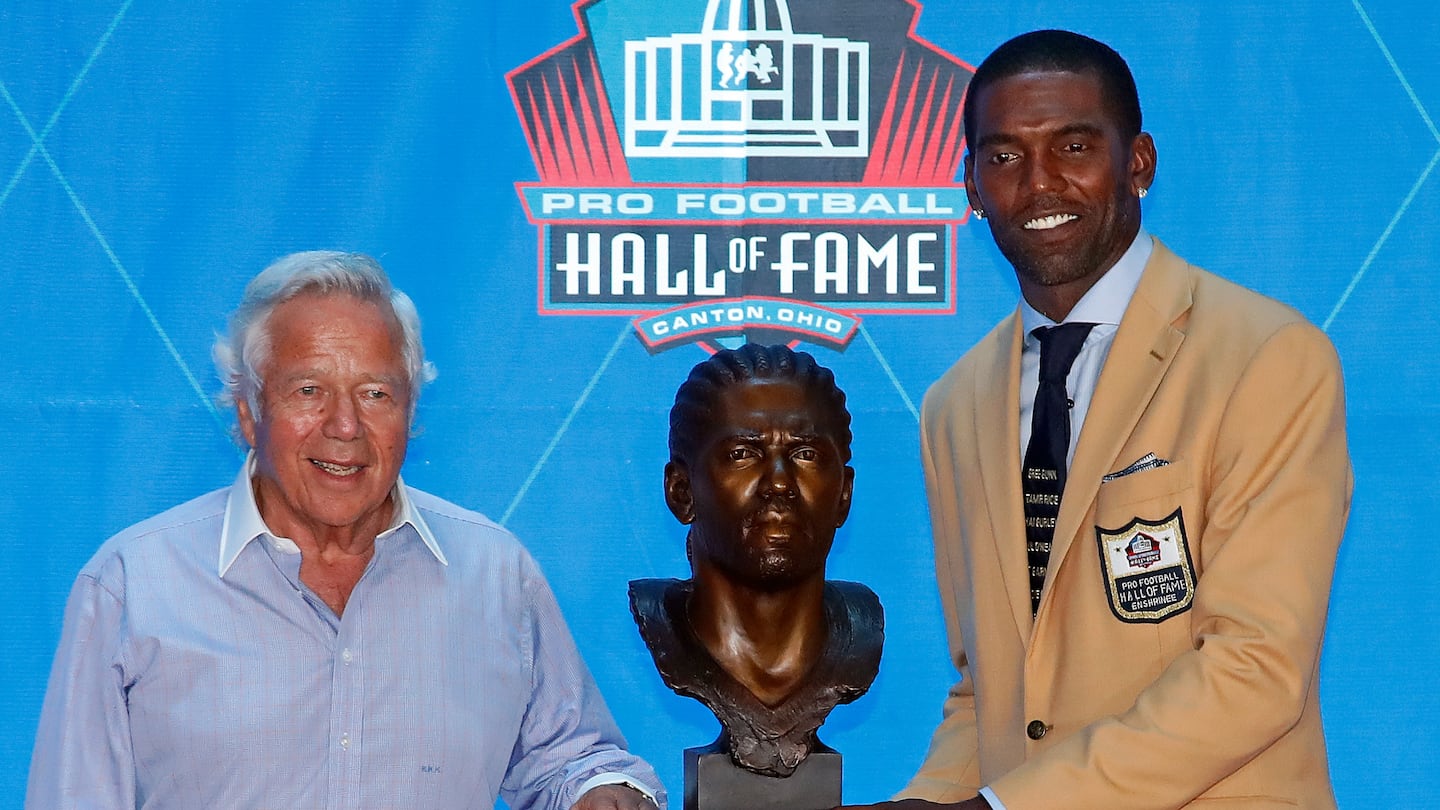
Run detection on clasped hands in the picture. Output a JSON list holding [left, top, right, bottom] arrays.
[[573, 783, 991, 809], [573, 783, 659, 809], [834, 798, 990, 810]]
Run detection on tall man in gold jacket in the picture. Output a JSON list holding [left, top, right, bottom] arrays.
[[841, 30, 1351, 810]]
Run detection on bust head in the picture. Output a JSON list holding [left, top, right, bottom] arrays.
[[664, 343, 854, 592], [631, 344, 881, 778]]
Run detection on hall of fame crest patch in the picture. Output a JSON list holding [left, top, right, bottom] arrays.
[[1096, 508, 1196, 623]]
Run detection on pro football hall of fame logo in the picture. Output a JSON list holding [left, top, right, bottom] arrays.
[[508, 0, 974, 354]]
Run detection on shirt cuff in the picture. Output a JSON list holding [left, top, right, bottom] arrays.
[[978, 785, 1005, 810], [576, 772, 659, 807]]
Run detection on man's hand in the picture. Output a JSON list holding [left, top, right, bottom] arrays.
[[834, 798, 990, 810], [572, 783, 658, 810]]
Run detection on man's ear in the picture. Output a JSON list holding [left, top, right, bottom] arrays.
[[664, 461, 695, 524], [963, 152, 983, 214], [1131, 132, 1157, 194], [835, 465, 855, 528], [236, 395, 258, 448]]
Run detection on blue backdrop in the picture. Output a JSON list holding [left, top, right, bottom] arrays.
[[3, 1, 1437, 806]]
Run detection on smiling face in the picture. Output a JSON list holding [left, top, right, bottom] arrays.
[[237, 291, 411, 543], [665, 378, 854, 592], [965, 69, 1155, 316]]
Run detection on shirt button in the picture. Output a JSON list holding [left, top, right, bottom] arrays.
[[1026, 720, 1050, 740], [342, 648, 353, 664], [340, 733, 350, 750]]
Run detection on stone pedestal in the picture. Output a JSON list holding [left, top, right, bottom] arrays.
[[683, 739, 842, 810]]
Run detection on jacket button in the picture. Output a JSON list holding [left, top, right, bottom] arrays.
[[1026, 720, 1049, 740]]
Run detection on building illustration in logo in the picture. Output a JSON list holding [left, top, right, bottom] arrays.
[[624, 0, 869, 158], [508, 0, 974, 353]]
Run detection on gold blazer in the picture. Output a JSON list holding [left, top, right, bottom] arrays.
[[903, 240, 1352, 809]]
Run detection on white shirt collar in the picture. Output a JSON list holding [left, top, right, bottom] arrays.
[[218, 451, 447, 578], [1021, 229, 1153, 332]]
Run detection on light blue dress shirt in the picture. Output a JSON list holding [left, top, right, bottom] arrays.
[[27, 457, 664, 809]]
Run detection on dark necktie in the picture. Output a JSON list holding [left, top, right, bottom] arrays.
[[1023, 322, 1096, 615]]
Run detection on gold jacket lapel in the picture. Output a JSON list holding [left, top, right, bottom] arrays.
[[973, 311, 1034, 636], [1047, 241, 1192, 600]]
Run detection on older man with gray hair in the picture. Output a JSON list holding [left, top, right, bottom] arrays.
[[26, 251, 664, 810]]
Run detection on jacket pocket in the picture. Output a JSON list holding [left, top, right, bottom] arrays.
[[1097, 457, 1189, 509], [1093, 459, 1201, 627]]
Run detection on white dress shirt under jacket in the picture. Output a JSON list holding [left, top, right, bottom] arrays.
[[1018, 230, 1153, 470]]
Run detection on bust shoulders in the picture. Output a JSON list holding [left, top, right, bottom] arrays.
[[628, 577, 883, 776]]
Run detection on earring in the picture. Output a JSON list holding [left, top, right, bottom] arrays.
[[973, 208, 986, 220], [1137, 187, 1149, 199]]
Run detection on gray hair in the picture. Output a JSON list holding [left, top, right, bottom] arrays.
[[213, 251, 437, 422]]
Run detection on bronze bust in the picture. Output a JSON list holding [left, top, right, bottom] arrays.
[[630, 344, 883, 778]]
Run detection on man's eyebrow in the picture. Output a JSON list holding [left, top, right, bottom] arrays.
[[273, 370, 407, 388], [973, 122, 1106, 150], [1054, 122, 1105, 139], [275, 369, 323, 385], [972, 132, 1016, 151]]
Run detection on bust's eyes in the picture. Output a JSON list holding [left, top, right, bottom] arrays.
[[792, 447, 818, 462], [726, 446, 758, 462]]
